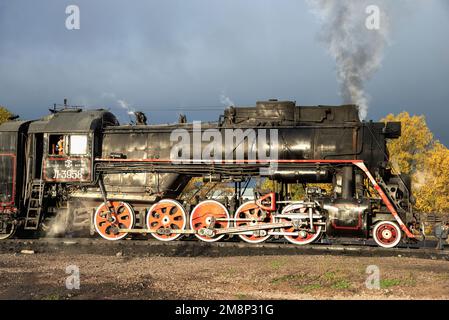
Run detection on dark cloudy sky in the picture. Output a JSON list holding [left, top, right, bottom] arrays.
[[0, 0, 448, 145]]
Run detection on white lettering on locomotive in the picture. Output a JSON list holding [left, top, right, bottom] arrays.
[[169, 121, 279, 172], [52, 169, 84, 180]]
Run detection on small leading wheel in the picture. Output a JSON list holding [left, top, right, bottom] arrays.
[[94, 201, 135, 241], [279, 203, 322, 245], [235, 201, 273, 243], [0, 222, 16, 240], [146, 199, 187, 241], [190, 200, 230, 242], [372, 221, 402, 248]]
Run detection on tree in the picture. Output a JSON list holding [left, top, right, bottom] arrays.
[[260, 179, 305, 200], [382, 112, 434, 174], [179, 177, 234, 203], [382, 112, 449, 214], [413, 142, 449, 213], [0, 106, 13, 125], [260, 179, 332, 200]]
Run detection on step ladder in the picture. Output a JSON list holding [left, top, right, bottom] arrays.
[[24, 182, 45, 230]]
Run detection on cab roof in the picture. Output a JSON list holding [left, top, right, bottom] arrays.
[[28, 108, 118, 134], [0, 120, 31, 132]]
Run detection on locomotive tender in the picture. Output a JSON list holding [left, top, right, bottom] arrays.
[[0, 100, 419, 247]]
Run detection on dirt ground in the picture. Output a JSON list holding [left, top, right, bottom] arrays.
[[1, 252, 448, 300]]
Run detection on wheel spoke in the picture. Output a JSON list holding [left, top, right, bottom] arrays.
[[280, 204, 322, 245], [147, 199, 187, 241], [190, 200, 230, 242], [94, 201, 135, 241], [236, 201, 272, 244]]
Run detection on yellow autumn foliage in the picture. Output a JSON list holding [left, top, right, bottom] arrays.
[[260, 179, 332, 200], [382, 112, 434, 174], [382, 112, 449, 214], [0, 106, 12, 125], [413, 142, 449, 213]]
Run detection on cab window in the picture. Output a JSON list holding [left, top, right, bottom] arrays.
[[48, 134, 89, 156], [49, 135, 66, 155], [69, 135, 88, 155]]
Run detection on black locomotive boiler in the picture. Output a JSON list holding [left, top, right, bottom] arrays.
[[0, 100, 419, 247]]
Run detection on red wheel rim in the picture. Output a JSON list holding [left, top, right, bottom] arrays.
[[235, 202, 273, 243], [147, 199, 186, 241], [190, 200, 230, 242], [283, 223, 322, 244], [280, 204, 322, 245], [94, 201, 134, 241], [375, 223, 399, 246]]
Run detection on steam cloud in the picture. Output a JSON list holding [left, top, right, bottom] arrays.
[[219, 92, 235, 107], [101, 92, 136, 119], [117, 99, 135, 115], [307, 0, 390, 119]]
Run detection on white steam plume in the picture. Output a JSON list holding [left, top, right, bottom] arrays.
[[101, 92, 136, 118], [219, 92, 235, 107], [307, 0, 390, 119], [117, 99, 135, 115]]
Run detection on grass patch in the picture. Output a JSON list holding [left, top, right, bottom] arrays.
[[269, 259, 286, 270], [322, 271, 351, 290], [225, 267, 236, 276], [331, 279, 351, 290], [41, 293, 61, 300], [271, 270, 352, 291], [380, 277, 416, 289], [235, 293, 247, 300], [404, 277, 417, 287], [302, 283, 322, 292], [380, 279, 402, 289], [271, 273, 304, 284], [324, 271, 337, 281]]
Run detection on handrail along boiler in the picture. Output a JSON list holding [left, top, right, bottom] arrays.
[[0, 100, 419, 247]]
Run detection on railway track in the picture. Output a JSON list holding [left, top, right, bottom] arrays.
[[1, 237, 448, 261]]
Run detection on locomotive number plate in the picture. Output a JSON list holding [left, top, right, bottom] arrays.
[[44, 157, 91, 182]]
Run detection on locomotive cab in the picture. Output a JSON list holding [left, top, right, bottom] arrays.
[[27, 108, 118, 184]]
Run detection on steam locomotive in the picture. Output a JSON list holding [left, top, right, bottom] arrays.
[[0, 99, 420, 248]]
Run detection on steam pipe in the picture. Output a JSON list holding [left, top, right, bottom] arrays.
[[341, 166, 354, 199]]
